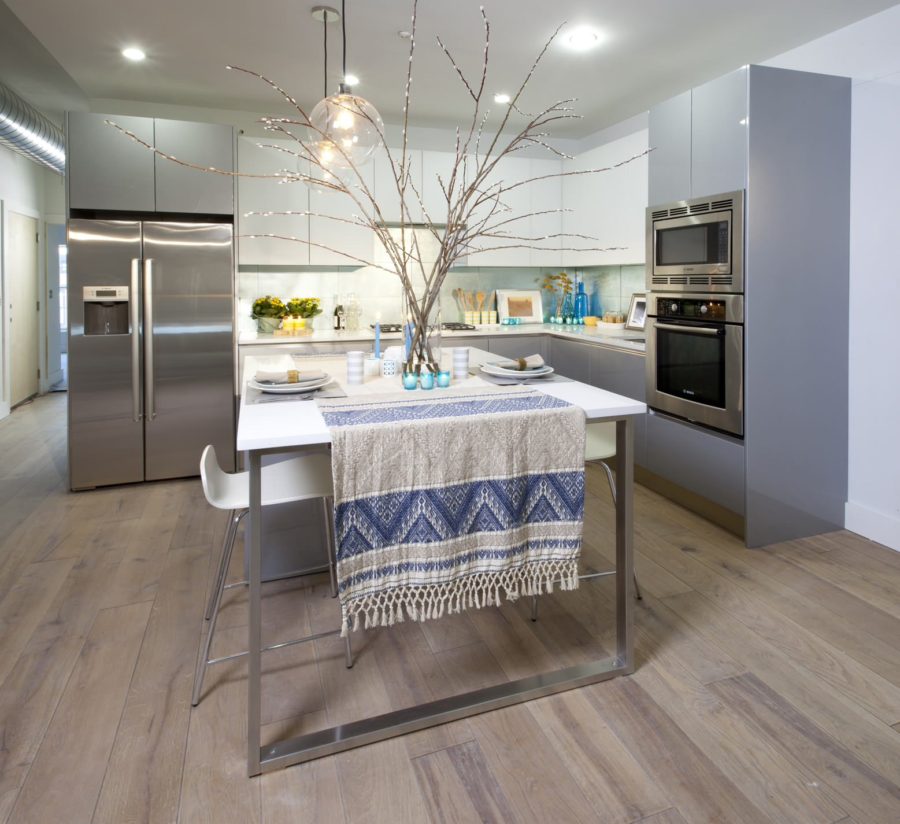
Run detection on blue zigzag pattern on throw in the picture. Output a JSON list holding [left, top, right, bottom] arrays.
[[321, 392, 569, 428], [336, 471, 585, 557]]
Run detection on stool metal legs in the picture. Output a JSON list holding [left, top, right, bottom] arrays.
[[530, 459, 643, 625], [205, 509, 247, 621], [193, 508, 241, 706], [192, 500, 352, 708]]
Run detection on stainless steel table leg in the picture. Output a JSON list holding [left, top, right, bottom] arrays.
[[615, 418, 635, 674], [248, 451, 263, 777]]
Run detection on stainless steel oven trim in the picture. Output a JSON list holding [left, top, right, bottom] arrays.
[[645, 313, 744, 437], [646, 190, 744, 293], [648, 292, 744, 324]]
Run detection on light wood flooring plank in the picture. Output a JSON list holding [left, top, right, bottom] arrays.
[[709, 673, 900, 824], [586, 677, 775, 824], [632, 659, 848, 823], [634, 809, 689, 824], [623, 524, 900, 725], [178, 648, 261, 823], [664, 529, 900, 688], [92, 543, 209, 824], [0, 557, 75, 688], [413, 740, 519, 824], [772, 539, 900, 620], [8, 601, 152, 824], [469, 703, 605, 824], [663, 590, 900, 787], [526, 689, 671, 824]]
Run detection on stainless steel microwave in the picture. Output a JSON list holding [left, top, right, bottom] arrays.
[[646, 190, 744, 293]]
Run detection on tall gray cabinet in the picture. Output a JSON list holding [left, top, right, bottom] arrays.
[[66, 112, 235, 214], [647, 65, 851, 547]]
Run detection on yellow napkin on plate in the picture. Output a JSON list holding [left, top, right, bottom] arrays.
[[495, 354, 545, 371]]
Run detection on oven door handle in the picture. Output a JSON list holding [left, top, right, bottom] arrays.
[[654, 322, 724, 337]]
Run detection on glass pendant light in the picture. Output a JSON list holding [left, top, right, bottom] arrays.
[[309, 0, 383, 172]]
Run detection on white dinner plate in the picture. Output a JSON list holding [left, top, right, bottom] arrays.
[[248, 376, 333, 394], [481, 363, 554, 378]]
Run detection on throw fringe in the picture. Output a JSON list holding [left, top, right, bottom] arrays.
[[340, 559, 579, 636]]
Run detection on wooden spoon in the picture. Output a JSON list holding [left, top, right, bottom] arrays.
[[476, 291, 486, 312]]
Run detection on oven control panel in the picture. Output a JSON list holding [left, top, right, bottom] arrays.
[[649, 293, 744, 324], [656, 298, 727, 321]]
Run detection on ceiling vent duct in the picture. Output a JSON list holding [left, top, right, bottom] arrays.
[[0, 81, 65, 175]]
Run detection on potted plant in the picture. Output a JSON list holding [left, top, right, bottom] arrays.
[[252, 295, 286, 334], [285, 297, 322, 332]]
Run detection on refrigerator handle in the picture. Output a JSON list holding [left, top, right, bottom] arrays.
[[143, 258, 156, 421], [130, 259, 142, 422]]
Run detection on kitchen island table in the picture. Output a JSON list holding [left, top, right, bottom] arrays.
[[237, 349, 645, 776]]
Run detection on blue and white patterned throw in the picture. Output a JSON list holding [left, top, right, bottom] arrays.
[[318, 386, 586, 634]]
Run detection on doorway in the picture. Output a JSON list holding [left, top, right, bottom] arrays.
[[46, 223, 66, 390], [9, 211, 40, 406]]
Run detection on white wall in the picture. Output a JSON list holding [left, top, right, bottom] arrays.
[[766, 5, 900, 551], [0, 143, 64, 418]]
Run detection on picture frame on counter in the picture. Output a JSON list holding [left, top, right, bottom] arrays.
[[496, 289, 544, 324], [625, 293, 647, 331]]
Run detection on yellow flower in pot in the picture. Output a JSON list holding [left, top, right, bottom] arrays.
[[252, 295, 287, 335], [286, 297, 322, 334]]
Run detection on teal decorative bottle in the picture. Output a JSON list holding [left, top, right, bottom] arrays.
[[574, 281, 588, 324]]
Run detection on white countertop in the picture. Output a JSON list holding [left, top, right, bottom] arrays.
[[239, 322, 646, 353], [237, 350, 647, 452]]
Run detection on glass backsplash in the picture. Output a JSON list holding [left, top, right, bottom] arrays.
[[237, 264, 646, 332]]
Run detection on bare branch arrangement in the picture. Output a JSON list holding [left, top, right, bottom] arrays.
[[107, 0, 648, 372]]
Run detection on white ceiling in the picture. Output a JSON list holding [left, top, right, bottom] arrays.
[[3, 0, 898, 136]]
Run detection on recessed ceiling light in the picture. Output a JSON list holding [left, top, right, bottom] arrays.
[[344, 74, 359, 87], [398, 30, 412, 39], [494, 93, 511, 105], [122, 46, 146, 62], [564, 26, 600, 52]]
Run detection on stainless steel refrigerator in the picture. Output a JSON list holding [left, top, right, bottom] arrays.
[[67, 219, 235, 490]]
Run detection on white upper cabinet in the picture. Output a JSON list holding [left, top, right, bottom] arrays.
[[373, 146, 423, 224], [465, 155, 534, 267], [307, 161, 376, 266], [528, 157, 563, 268], [237, 137, 308, 265], [561, 130, 649, 267], [421, 150, 457, 227]]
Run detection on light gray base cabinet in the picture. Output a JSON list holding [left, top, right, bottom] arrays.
[[645, 411, 745, 515], [487, 335, 549, 361]]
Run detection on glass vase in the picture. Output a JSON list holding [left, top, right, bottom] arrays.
[[402, 291, 442, 374]]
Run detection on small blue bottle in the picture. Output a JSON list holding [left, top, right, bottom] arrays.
[[574, 280, 588, 324]]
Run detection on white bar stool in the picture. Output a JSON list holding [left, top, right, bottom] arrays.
[[531, 422, 642, 621], [192, 445, 352, 708]]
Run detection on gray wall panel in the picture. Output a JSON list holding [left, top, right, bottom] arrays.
[[744, 65, 850, 546]]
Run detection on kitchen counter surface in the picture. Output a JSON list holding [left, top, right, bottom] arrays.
[[239, 323, 646, 353]]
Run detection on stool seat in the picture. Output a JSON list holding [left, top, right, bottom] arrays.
[[193, 445, 351, 707], [200, 445, 333, 510], [585, 422, 616, 462]]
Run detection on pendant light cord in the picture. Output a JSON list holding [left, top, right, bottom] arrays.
[[322, 16, 328, 98], [341, 0, 347, 82]]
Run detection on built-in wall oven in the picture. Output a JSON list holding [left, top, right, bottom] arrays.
[[646, 293, 744, 437], [647, 190, 744, 293]]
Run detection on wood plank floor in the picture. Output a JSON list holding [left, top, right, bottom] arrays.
[[2, 393, 899, 823]]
